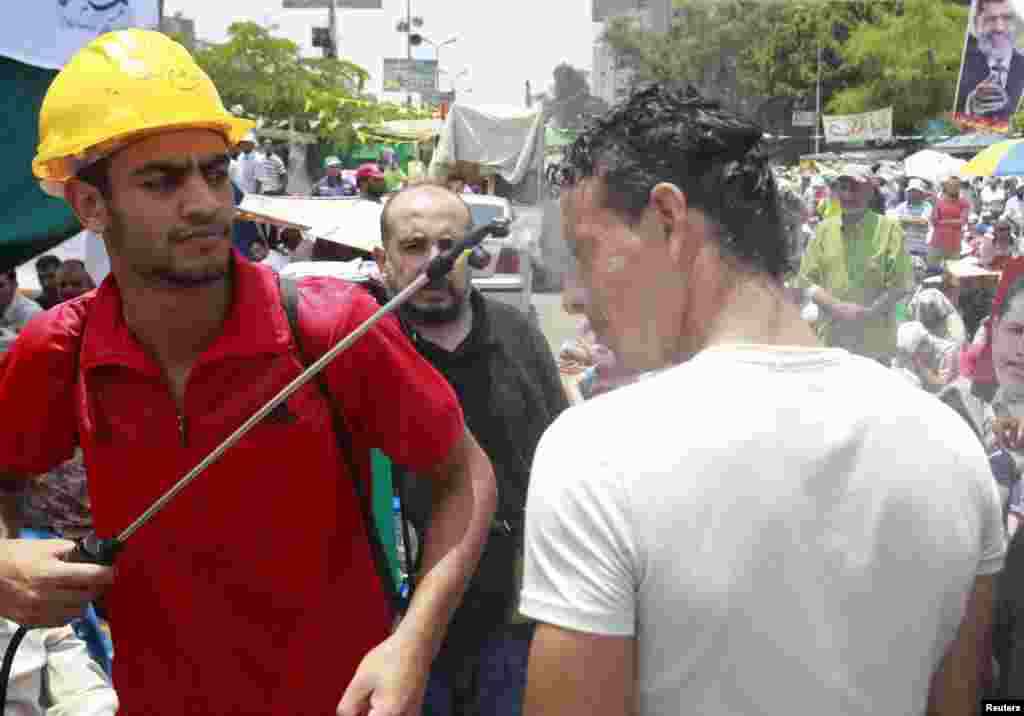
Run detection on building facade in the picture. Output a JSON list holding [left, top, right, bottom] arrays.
[[592, 0, 673, 105]]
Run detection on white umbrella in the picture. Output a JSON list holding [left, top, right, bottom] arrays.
[[904, 150, 967, 187]]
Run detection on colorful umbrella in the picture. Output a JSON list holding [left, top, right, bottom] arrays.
[[960, 138, 1024, 177]]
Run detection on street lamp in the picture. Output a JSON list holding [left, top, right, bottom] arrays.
[[438, 67, 470, 93], [411, 34, 458, 94]]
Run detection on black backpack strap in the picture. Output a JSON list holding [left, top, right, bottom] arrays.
[[277, 274, 404, 617]]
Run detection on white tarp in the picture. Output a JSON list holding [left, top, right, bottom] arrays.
[[0, 1, 160, 70], [429, 104, 544, 184], [239, 195, 383, 253]]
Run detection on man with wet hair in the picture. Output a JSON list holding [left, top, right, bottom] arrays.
[[521, 84, 1004, 716]]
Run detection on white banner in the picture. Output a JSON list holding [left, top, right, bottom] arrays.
[[791, 111, 817, 128], [0, 1, 160, 70], [822, 107, 893, 145]]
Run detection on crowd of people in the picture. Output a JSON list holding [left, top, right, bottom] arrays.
[[4, 26, 1024, 716]]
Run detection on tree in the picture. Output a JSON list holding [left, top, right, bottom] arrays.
[[826, 0, 969, 133], [192, 22, 429, 151], [545, 63, 609, 129], [600, 0, 966, 130]]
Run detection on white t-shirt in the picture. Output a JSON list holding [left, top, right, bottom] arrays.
[[521, 347, 1005, 716], [1, 293, 42, 332], [0, 619, 117, 715]]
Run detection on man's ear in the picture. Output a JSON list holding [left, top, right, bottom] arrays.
[[649, 182, 691, 266], [64, 179, 110, 234], [372, 246, 389, 275]]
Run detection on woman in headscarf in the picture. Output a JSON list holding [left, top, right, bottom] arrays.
[[892, 321, 955, 392], [909, 286, 967, 344], [974, 257, 1024, 700]]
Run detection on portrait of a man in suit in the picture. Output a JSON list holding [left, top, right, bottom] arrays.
[[956, 0, 1024, 123]]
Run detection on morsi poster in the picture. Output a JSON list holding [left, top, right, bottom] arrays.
[[822, 107, 893, 145], [0, 1, 160, 70], [953, 0, 1024, 133]]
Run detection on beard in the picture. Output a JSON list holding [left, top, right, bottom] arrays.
[[395, 277, 469, 325], [105, 209, 232, 289], [979, 31, 1013, 59]]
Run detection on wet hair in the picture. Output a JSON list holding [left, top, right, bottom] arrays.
[[379, 182, 473, 247], [36, 255, 61, 272], [998, 276, 1024, 318], [562, 83, 787, 280]]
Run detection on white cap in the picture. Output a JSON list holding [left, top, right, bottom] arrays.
[[838, 164, 874, 183], [907, 178, 928, 193]]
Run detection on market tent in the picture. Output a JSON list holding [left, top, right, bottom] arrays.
[[0, 56, 79, 272], [429, 104, 545, 184]]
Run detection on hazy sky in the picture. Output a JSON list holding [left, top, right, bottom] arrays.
[[163, 0, 601, 106]]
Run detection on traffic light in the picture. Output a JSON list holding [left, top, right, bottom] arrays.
[[312, 27, 336, 59]]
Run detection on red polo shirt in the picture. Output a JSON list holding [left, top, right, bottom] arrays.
[[0, 255, 464, 715]]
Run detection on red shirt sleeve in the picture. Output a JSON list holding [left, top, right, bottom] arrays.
[[297, 278, 464, 473], [0, 301, 84, 476]]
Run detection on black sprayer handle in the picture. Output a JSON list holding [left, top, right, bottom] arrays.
[[64, 533, 123, 567], [426, 218, 512, 281]]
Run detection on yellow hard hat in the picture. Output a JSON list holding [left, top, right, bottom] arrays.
[[33, 29, 255, 183]]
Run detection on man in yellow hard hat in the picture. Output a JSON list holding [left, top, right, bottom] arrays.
[[0, 29, 495, 716]]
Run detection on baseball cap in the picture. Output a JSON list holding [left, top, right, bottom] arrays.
[[324, 156, 342, 168], [838, 164, 874, 183], [356, 163, 385, 180]]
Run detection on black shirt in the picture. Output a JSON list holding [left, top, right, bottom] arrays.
[[401, 290, 568, 648]]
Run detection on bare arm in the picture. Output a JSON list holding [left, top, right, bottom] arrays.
[[396, 428, 496, 656], [524, 624, 635, 716], [927, 575, 996, 716], [338, 428, 495, 716], [0, 478, 113, 627]]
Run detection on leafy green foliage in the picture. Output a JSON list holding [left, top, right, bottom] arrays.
[[547, 63, 609, 129], [191, 22, 429, 150], [828, 0, 968, 133], [601, 0, 968, 133]]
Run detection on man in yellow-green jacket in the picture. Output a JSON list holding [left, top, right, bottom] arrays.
[[800, 165, 914, 363]]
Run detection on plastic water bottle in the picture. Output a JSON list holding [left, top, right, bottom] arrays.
[[392, 496, 407, 588], [392, 495, 418, 602]]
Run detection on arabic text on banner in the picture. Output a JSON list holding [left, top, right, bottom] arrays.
[[822, 107, 894, 145]]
